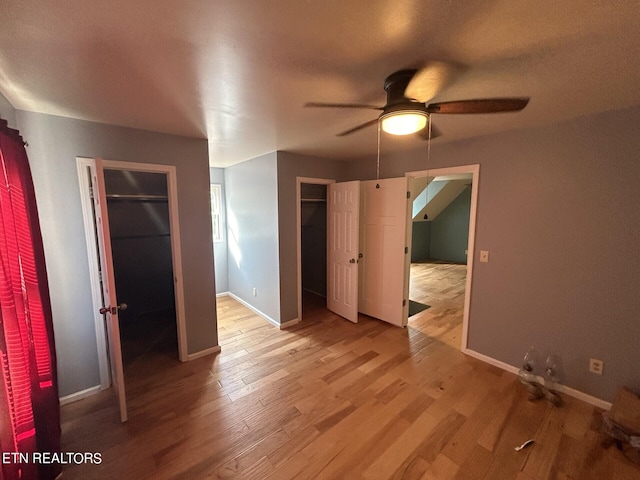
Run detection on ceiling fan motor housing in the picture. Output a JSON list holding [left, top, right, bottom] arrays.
[[384, 70, 419, 105], [382, 69, 428, 116]]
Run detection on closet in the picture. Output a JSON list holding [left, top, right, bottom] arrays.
[[103, 169, 177, 368], [300, 183, 327, 308]]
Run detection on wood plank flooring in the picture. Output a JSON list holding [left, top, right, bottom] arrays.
[[59, 263, 640, 479]]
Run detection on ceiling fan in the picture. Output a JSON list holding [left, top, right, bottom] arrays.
[[305, 63, 530, 139]]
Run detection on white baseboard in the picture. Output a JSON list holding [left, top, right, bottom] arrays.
[[462, 347, 612, 411], [227, 292, 281, 328], [59, 385, 103, 406], [279, 317, 300, 329], [463, 348, 520, 375], [216, 291, 230, 298], [556, 383, 612, 410], [187, 345, 221, 361], [59, 344, 223, 405]]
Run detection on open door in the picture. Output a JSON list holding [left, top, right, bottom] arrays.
[[327, 181, 360, 323], [359, 177, 409, 327], [90, 158, 128, 422]]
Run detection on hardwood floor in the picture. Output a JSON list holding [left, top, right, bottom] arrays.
[[408, 261, 467, 349], [60, 264, 640, 479]]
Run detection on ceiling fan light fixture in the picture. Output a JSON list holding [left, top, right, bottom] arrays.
[[380, 111, 428, 135]]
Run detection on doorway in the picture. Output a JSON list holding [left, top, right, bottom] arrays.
[[296, 177, 335, 323], [300, 183, 328, 316], [405, 165, 479, 351], [77, 158, 187, 393], [102, 169, 177, 369]]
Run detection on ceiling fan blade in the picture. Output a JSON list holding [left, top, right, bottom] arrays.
[[426, 98, 530, 114], [418, 122, 442, 140], [305, 102, 383, 110], [336, 118, 379, 137], [405, 62, 458, 103]]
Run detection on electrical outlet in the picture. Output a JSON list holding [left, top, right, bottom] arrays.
[[589, 358, 604, 375], [252, 288, 257, 297], [480, 250, 489, 263]]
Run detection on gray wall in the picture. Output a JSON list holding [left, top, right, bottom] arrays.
[[411, 222, 431, 262], [210, 167, 229, 294], [16, 111, 218, 397], [430, 186, 471, 263], [0, 92, 17, 128], [346, 106, 640, 402], [276, 151, 348, 323], [224, 153, 281, 322]]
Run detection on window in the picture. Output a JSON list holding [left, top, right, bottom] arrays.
[[210, 184, 223, 242]]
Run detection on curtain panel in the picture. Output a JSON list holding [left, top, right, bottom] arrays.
[[0, 119, 60, 480]]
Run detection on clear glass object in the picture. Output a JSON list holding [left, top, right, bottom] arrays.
[[520, 347, 539, 381], [544, 354, 560, 392], [544, 354, 563, 406], [518, 347, 542, 400]]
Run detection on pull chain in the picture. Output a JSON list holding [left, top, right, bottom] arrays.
[[427, 114, 432, 168], [424, 114, 432, 219], [376, 120, 381, 188]]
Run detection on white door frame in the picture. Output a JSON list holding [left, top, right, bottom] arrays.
[[77, 157, 188, 390], [296, 176, 335, 323], [405, 164, 480, 351]]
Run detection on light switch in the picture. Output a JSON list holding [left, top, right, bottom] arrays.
[[480, 250, 489, 263]]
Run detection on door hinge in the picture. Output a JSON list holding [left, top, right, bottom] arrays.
[[402, 299, 407, 307], [406, 191, 411, 199], [404, 246, 408, 254]]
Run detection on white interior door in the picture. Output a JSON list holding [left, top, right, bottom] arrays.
[[327, 181, 360, 322], [90, 158, 128, 423], [358, 177, 409, 327]]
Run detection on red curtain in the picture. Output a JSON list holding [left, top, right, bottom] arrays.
[[0, 119, 60, 480]]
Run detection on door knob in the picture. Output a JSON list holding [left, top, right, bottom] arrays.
[[99, 303, 128, 315], [349, 258, 356, 264]]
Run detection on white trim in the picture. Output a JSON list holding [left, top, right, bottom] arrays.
[[462, 347, 612, 410], [216, 291, 230, 298], [76, 157, 110, 389], [296, 177, 335, 323], [462, 347, 521, 375], [279, 317, 300, 329], [187, 345, 221, 361], [228, 292, 280, 328], [210, 184, 223, 243], [559, 384, 612, 411], [77, 158, 190, 393], [59, 385, 102, 406], [100, 159, 189, 363], [405, 164, 479, 351]]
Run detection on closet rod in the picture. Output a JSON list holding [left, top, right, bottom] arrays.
[[106, 194, 168, 202]]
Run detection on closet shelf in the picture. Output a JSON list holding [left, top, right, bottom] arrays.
[[111, 233, 171, 241], [106, 194, 168, 202]]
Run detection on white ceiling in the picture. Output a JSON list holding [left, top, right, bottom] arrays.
[[2, 1, 639, 167]]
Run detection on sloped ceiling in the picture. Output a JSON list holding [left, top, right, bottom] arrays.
[[1, 1, 639, 166]]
